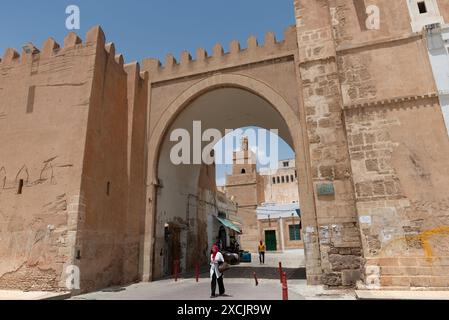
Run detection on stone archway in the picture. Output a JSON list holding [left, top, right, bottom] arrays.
[[141, 73, 320, 283]]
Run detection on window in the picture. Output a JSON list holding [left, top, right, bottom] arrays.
[[17, 179, 24, 194], [277, 177, 280, 184], [283, 161, 289, 167], [281, 176, 285, 183], [286, 175, 290, 183], [106, 182, 111, 196], [418, 1, 427, 14], [291, 175, 294, 182], [272, 177, 276, 184], [289, 224, 301, 241], [241, 169, 246, 174]]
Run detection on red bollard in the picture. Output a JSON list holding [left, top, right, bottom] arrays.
[[195, 263, 200, 283], [253, 272, 259, 286], [278, 262, 283, 283], [282, 272, 289, 301]]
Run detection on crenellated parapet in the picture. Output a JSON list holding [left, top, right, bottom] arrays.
[[142, 25, 298, 82], [0, 26, 145, 82], [1, 27, 100, 68]]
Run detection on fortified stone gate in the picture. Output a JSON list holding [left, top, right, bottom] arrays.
[[1, 0, 449, 293]]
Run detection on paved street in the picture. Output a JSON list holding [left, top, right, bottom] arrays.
[[70, 278, 356, 300], [71, 249, 356, 301]]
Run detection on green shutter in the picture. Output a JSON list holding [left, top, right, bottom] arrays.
[[289, 224, 301, 241]]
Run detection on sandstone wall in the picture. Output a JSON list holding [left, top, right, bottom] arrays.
[[297, 0, 449, 289], [295, 0, 364, 287], [123, 63, 149, 284], [0, 30, 100, 291], [76, 29, 147, 293]]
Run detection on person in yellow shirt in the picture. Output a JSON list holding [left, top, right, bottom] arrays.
[[258, 241, 266, 264]]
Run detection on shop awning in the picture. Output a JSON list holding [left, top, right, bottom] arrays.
[[215, 216, 242, 234]]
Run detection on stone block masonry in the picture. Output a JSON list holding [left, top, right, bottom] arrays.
[[0, 26, 148, 293], [1, 0, 449, 293]]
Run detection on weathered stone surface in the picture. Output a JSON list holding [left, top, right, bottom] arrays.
[[328, 254, 362, 271], [2, 0, 449, 293], [342, 269, 362, 286], [322, 272, 343, 286]]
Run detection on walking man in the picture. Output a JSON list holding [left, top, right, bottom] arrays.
[[258, 241, 266, 265]]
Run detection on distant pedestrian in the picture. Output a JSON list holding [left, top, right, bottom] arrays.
[[258, 241, 266, 264], [210, 244, 226, 298]]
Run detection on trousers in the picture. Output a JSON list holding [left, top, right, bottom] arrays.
[[211, 273, 225, 296]]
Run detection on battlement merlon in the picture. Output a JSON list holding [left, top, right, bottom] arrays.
[[0, 25, 145, 82], [141, 25, 298, 82]]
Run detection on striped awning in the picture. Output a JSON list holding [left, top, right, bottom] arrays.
[[215, 216, 242, 234]]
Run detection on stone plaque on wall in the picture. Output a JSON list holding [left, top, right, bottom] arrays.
[[317, 183, 335, 196]]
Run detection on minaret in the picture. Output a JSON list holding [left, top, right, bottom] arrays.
[[225, 137, 264, 252], [231, 137, 257, 175]]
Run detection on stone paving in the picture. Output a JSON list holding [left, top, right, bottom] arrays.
[[70, 278, 356, 301], [69, 250, 353, 301]]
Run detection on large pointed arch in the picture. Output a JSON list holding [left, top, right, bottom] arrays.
[[140, 73, 318, 282]]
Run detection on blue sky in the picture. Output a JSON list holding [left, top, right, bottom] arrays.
[[0, 1, 296, 184], [0, 0, 295, 63]]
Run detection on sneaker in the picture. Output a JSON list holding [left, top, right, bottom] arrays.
[[210, 295, 217, 299]]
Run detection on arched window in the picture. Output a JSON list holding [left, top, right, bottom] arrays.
[[277, 177, 280, 184], [286, 175, 290, 183], [281, 176, 285, 183], [241, 169, 246, 174], [272, 177, 276, 184]]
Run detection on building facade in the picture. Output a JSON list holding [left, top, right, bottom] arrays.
[[260, 159, 300, 205], [1, 0, 449, 293], [257, 203, 303, 252], [224, 142, 304, 253]]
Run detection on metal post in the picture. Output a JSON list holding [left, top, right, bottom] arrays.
[[282, 272, 289, 301], [279, 262, 283, 283], [253, 272, 259, 286]]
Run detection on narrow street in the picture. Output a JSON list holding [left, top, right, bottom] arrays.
[[70, 278, 356, 300], [71, 250, 355, 300]]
